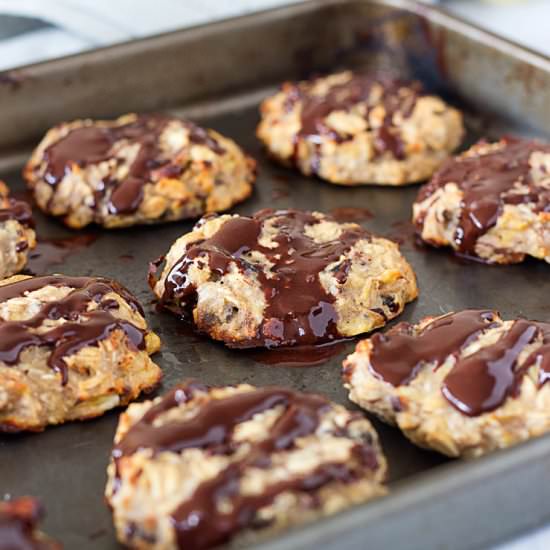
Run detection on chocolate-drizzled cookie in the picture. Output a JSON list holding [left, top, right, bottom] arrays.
[[257, 70, 463, 185], [106, 381, 387, 550], [344, 309, 550, 457], [24, 114, 255, 229], [0, 497, 61, 549], [0, 274, 161, 431], [149, 209, 417, 348], [414, 137, 550, 263], [0, 181, 35, 279]]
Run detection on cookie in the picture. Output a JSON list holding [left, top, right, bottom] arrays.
[[0, 497, 61, 549], [24, 113, 255, 229], [149, 209, 418, 348], [0, 182, 35, 279], [257, 71, 463, 185], [0, 274, 161, 432], [343, 309, 550, 457], [414, 137, 550, 263], [105, 381, 387, 549]]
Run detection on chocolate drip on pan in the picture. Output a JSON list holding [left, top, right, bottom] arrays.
[[25, 234, 98, 275]]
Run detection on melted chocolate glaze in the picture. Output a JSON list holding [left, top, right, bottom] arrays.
[[442, 320, 538, 416], [41, 115, 224, 216], [187, 124, 226, 155], [369, 310, 496, 386], [156, 209, 369, 347], [385, 220, 417, 248], [417, 138, 550, 254], [43, 116, 168, 214], [0, 275, 145, 385], [369, 309, 550, 416], [171, 460, 359, 550], [0, 497, 53, 550], [0, 198, 34, 228], [115, 385, 329, 458], [114, 383, 376, 549], [292, 74, 421, 173]]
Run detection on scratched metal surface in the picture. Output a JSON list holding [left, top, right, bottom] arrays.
[[0, 2, 549, 549]]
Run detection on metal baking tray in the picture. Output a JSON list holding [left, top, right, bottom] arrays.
[[1, 1, 550, 548]]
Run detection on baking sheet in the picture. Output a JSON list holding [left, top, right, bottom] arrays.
[[0, 1, 549, 549]]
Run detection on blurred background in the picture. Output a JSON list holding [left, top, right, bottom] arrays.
[[0, 0, 548, 71]]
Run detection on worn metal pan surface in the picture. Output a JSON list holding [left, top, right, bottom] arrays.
[[0, 1, 549, 549]]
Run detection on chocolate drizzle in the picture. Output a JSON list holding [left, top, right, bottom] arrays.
[[0, 497, 54, 550], [417, 138, 550, 254], [114, 383, 376, 549], [292, 74, 421, 173], [156, 209, 368, 347], [442, 320, 538, 416], [0, 275, 145, 385], [187, 125, 226, 155], [0, 198, 34, 228], [368, 309, 550, 416], [42, 115, 224, 216], [369, 310, 496, 386]]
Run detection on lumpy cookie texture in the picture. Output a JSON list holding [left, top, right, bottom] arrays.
[[0, 182, 35, 279], [149, 209, 418, 348], [0, 274, 161, 432], [257, 71, 463, 185], [105, 381, 387, 550], [414, 137, 550, 263], [343, 309, 550, 458], [24, 113, 255, 229], [0, 497, 61, 549]]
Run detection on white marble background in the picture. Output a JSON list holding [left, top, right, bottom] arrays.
[[0, 1, 548, 548]]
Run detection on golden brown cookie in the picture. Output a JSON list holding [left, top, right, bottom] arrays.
[[0, 181, 35, 279], [257, 71, 463, 185], [149, 209, 418, 348], [0, 274, 161, 431], [24, 114, 255, 229], [343, 309, 550, 457], [414, 137, 550, 263], [106, 381, 387, 549]]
